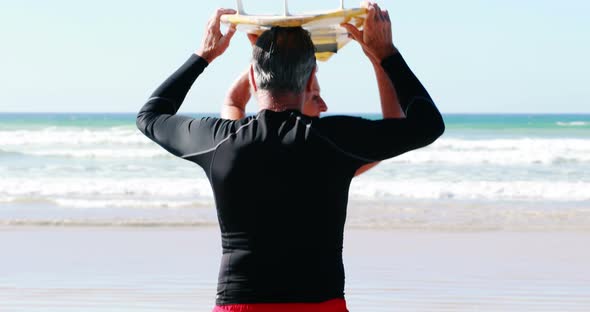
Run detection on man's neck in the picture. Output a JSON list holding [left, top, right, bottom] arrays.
[[256, 90, 305, 112]]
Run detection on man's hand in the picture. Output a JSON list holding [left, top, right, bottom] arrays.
[[341, 2, 398, 63], [195, 8, 237, 63], [247, 33, 259, 46]]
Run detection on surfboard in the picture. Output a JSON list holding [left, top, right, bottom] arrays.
[[221, 0, 367, 61]]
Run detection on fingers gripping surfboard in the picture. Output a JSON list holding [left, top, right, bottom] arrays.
[[220, 0, 367, 61]]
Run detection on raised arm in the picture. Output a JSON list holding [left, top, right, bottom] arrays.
[[346, 4, 406, 176], [353, 64, 403, 175], [342, 3, 435, 117], [326, 2, 443, 165], [136, 8, 236, 158], [342, 3, 431, 113]]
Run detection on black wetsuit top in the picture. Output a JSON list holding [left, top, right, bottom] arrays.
[[137, 52, 444, 305]]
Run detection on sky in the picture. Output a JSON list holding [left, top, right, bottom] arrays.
[[1, 0, 588, 114]]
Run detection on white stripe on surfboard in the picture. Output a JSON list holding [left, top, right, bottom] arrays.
[[235, 0, 347, 16]]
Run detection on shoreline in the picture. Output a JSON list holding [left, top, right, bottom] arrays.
[[3, 196, 590, 232]]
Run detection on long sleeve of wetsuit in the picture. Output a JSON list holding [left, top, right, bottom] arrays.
[[136, 54, 229, 161], [315, 52, 445, 165], [381, 52, 435, 116]]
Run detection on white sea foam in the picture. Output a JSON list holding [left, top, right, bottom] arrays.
[[25, 148, 170, 159], [52, 198, 209, 209], [556, 121, 588, 127], [2, 176, 590, 231], [2, 127, 590, 164], [0, 127, 149, 146], [1, 175, 588, 210], [2, 132, 588, 165], [390, 138, 590, 165], [349, 179, 590, 201], [0, 177, 214, 202]]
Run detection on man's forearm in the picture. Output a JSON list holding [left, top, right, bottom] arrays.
[[135, 53, 213, 158], [372, 59, 405, 119], [380, 52, 444, 140], [354, 60, 405, 177], [147, 54, 208, 113], [381, 53, 434, 114], [221, 69, 250, 120], [137, 54, 208, 133]]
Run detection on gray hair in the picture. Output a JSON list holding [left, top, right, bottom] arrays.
[[252, 27, 316, 94]]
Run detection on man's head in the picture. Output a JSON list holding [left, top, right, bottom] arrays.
[[251, 27, 316, 94]]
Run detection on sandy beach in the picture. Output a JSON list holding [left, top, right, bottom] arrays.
[[2, 226, 589, 312]]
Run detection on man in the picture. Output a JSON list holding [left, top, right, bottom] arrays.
[[137, 3, 444, 311], [221, 33, 405, 176]]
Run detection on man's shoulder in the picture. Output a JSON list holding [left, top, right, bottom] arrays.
[[199, 115, 255, 126], [309, 115, 378, 141], [315, 115, 372, 127]]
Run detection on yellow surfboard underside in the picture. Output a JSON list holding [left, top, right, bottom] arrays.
[[221, 8, 367, 61]]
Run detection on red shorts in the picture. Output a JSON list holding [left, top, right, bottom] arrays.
[[212, 299, 349, 312]]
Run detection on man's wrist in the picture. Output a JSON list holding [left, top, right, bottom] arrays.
[[195, 50, 214, 63], [378, 45, 399, 62]]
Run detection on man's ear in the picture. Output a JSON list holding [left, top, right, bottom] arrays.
[[306, 65, 317, 92], [249, 64, 258, 92]]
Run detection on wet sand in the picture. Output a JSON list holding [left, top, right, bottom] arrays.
[[1, 227, 589, 311]]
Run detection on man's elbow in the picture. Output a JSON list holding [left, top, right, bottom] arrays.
[[432, 114, 445, 139], [424, 114, 445, 145], [221, 104, 246, 120], [413, 113, 445, 149], [136, 110, 150, 136]]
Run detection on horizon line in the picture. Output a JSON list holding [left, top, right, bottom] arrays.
[[1, 111, 590, 115]]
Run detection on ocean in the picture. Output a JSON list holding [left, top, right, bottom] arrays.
[[1, 113, 589, 231]]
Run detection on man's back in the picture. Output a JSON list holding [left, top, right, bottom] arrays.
[[192, 110, 355, 303], [212, 113, 350, 300]]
